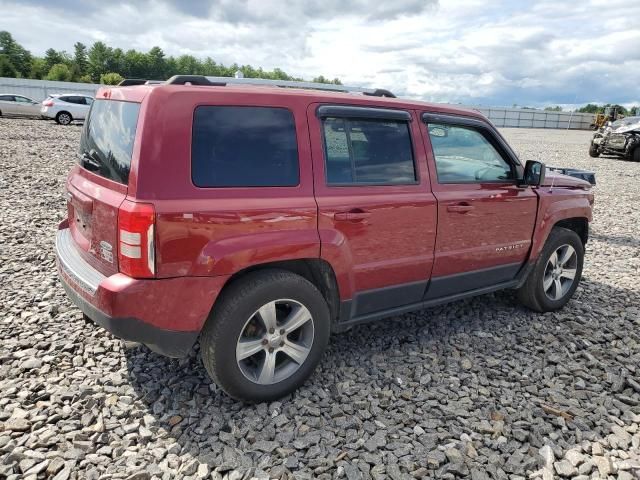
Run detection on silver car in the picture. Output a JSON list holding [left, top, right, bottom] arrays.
[[41, 94, 94, 125], [0, 94, 42, 117]]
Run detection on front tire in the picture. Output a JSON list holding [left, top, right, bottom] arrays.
[[632, 147, 640, 162], [200, 269, 330, 402], [55, 111, 72, 125], [588, 142, 600, 157], [518, 227, 584, 312]]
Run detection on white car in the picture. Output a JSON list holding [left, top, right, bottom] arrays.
[[0, 94, 42, 117], [41, 94, 94, 125]]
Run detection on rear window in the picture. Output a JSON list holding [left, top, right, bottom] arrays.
[[192, 106, 299, 187], [78, 99, 140, 184]]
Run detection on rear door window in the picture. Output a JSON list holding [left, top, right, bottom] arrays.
[[322, 117, 416, 185], [78, 99, 140, 184], [192, 106, 299, 187], [0, 95, 15, 101]]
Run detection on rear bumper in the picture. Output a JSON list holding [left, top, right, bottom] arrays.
[[55, 227, 229, 357]]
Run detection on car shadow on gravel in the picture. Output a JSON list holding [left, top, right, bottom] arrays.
[[591, 232, 640, 247], [123, 276, 640, 471]]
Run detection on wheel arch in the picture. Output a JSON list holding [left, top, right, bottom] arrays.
[[214, 258, 342, 325], [554, 217, 589, 245]]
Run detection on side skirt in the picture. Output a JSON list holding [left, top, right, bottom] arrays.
[[334, 263, 533, 332]]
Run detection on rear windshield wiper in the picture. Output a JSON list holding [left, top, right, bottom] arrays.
[[78, 149, 102, 171]]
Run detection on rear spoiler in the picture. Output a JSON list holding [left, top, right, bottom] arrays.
[[117, 79, 164, 86], [547, 166, 596, 185]]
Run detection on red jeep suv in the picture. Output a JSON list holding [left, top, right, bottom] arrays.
[[56, 75, 594, 401]]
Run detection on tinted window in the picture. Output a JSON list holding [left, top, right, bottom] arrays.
[[78, 100, 140, 184], [427, 124, 513, 183], [192, 106, 299, 187], [58, 96, 72, 103], [323, 117, 415, 185], [0, 95, 15, 101], [14, 96, 32, 103]]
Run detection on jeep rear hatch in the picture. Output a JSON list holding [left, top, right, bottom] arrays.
[[67, 99, 140, 276]]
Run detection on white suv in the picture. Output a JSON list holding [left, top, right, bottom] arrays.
[[41, 94, 94, 125]]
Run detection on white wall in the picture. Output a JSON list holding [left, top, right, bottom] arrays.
[[0, 77, 100, 101], [0, 77, 596, 129]]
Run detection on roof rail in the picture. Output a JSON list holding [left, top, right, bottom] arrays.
[[117, 75, 396, 98], [165, 75, 396, 97]]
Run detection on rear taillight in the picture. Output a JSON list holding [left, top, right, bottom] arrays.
[[42, 100, 54, 107], [118, 200, 155, 278]]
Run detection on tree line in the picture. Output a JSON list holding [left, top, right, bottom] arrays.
[[0, 31, 342, 86]]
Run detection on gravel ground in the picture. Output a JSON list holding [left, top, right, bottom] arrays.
[[1, 118, 639, 480]]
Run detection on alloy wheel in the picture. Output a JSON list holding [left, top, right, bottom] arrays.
[[543, 244, 578, 301], [236, 299, 314, 385], [58, 113, 71, 125]]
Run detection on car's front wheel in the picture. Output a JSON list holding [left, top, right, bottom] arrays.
[[518, 227, 584, 312], [55, 111, 72, 125], [588, 142, 600, 157], [632, 147, 640, 162], [200, 269, 330, 402]]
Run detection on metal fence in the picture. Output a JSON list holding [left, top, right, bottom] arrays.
[[472, 106, 593, 130], [1, 77, 595, 129], [0, 77, 99, 101]]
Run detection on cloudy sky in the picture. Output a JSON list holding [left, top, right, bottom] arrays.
[[1, 0, 638, 108]]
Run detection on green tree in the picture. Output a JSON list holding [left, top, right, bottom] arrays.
[[147, 46, 166, 79], [29, 57, 48, 79], [73, 42, 88, 79], [45, 63, 72, 81], [100, 72, 124, 85], [44, 48, 65, 71], [0, 54, 18, 77], [78, 74, 93, 83], [544, 106, 563, 111], [88, 41, 112, 82], [0, 31, 32, 77]]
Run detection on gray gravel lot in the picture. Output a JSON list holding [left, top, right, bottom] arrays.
[[1, 118, 639, 480]]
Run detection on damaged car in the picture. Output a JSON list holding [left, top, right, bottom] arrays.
[[589, 116, 640, 161]]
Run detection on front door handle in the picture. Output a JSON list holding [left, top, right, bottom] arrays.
[[447, 203, 474, 213], [334, 209, 371, 221]]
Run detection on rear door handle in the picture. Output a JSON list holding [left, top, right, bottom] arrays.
[[447, 203, 474, 213], [334, 209, 371, 221]]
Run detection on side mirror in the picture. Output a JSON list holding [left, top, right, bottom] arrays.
[[521, 160, 545, 186]]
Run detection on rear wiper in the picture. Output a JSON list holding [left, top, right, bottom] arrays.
[[78, 149, 102, 171]]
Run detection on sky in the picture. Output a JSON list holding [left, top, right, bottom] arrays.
[[1, 0, 638, 108]]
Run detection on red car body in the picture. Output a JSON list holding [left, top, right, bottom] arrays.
[[56, 82, 594, 357]]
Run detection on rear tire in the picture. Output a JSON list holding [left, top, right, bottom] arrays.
[[55, 111, 72, 125], [588, 142, 600, 157], [632, 147, 640, 162], [200, 269, 330, 402], [518, 227, 584, 312]]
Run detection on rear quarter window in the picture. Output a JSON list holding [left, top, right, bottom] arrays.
[[192, 106, 299, 187]]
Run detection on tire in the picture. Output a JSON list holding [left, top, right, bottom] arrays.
[[518, 227, 584, 312], [200, 269, 330, 402], [632, 147, 640, 162], [55, 111, 72, 125], [588, 142, 600, 157]]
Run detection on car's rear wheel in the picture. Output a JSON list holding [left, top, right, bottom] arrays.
[[518, 227, 584, 312], [588, 142, 600, 157], [200, 269, 330, 402], [55, 111, 72, 125], [632, 147, 640, 162]]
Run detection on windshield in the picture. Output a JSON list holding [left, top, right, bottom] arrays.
[[78, 99, 140, 184]]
